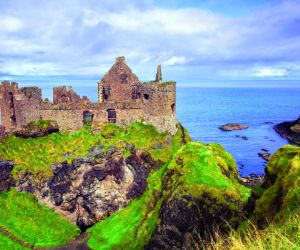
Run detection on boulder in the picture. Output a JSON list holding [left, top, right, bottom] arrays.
[[14, 120, 59, 138], [219, 123, 249, 131], [258, 152, 271, 161], [0, 160, 15, 192], [147, 142, 250, 249], [274, 117, 300, 145]]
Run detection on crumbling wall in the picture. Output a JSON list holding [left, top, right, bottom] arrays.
[[98, 57, 140, 103], [0, 81, 41, 132], [53, 86, 89, 105]]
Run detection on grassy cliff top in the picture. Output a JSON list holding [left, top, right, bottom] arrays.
[[0, 122, 188, 179], [252, 145, 300, 223]]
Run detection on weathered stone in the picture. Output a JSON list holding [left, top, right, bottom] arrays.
[[14, 147, 159, 227], [219, 123, 249, 131]]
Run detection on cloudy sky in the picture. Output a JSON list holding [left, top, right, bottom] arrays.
[[0, 0, 300, 85]]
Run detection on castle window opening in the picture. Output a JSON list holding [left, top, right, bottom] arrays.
[[83, 111, 94, 126], [132, 86, 140, 99], [171, 103, 175, 113], [107, 109, 116, 123], [143, 94, 149, 100], [103, 87, 110, 100]]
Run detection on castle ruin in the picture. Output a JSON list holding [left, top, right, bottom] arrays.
[[0, 57, 178, 135]]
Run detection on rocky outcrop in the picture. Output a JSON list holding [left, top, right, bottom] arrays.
[[274, 117, 300, 145], [0, 161, 15, 192], [147, 142, 250, 249], [258, 152, 271, 161], [251, 145, 300, 227], [219, 123, 249, 131], [15, 145, 159, 228], [14, 120, 59, 138]]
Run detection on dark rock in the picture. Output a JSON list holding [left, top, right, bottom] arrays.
[[219, 123, 249, 131], [0, 161, 15, 192], [258, 152, 271, 161], [242, 135, 249, 140], [261, 148, 269, 152], [243, 174, 264, 188], [14, 120, 59, 138], [15, 147, 160, 227], [274, 117, 300, 145]]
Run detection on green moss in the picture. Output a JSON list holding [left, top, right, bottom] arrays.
[[87, 142, 250, 250], [165, 142, 250, 201], [0, 189, 79, 247], [252, 145, 300, 223], [29, 119, 54, 129]]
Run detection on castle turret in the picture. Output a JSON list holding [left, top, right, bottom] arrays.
[[155, 64, 162, 83]]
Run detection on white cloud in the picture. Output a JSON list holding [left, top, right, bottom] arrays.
[[251, 67, 289, 77], [0, 16, 23, 32], [164, 56, 188, 66]]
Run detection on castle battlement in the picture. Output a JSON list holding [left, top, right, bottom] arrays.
[[0, 57, 178, 134]]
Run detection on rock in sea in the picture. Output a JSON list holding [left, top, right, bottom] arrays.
[[219, 123, 249, 131]]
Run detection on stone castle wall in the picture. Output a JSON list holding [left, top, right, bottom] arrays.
[[0, 57, 178, 135]]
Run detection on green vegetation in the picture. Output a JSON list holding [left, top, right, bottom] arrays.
[[0, 189, 79, 247], [87, 142, 250, 250], [252, 145, 300, 223], [0, 122, 187, 179], [204, 210, 300, 250], [164, 142, 250, 201], [203, 144, 300, 250], [28, 119, 54, 129], [0, 233, 29, 250]]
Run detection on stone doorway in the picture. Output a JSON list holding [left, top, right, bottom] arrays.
[[107, 109, 116, 123]]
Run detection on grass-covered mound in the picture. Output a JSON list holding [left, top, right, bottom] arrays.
[[0, 233, 29, 250], [0, 122, 188, 179], [87, 142, 250, 249], [0, 189, 79, 248], [251, 145, 300, 224], [14, 120, 59, 138]]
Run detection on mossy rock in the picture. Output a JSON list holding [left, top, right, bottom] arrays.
[[251, 145, 300, 226], [14, 120, 59, 138], [87, 142, 250, 249]]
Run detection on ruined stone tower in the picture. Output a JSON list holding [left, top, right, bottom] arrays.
[[0, 81, 42, 131]]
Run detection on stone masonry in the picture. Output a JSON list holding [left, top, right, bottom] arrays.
[[0, 57, 178, 135]]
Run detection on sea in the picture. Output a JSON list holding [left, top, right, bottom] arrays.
[[1, 79, 300, 177]]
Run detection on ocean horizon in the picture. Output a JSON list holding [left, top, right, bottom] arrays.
[[1, 79, 300, 177]]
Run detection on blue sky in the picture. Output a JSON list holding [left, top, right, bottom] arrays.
[[0, 0, 300, 85]]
